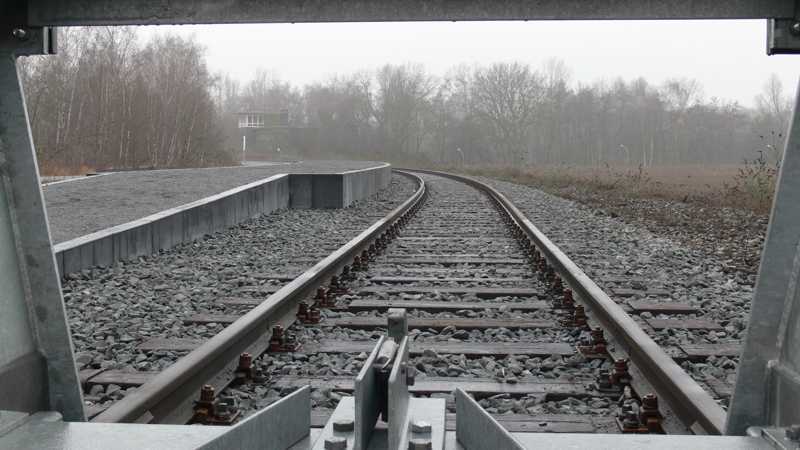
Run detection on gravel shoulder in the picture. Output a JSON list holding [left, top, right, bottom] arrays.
[[472, 175, 757, 407], [44, 161, 385, 244]]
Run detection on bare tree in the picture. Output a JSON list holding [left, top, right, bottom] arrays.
[[469, 62, 545, 164], [755, 73, 792, 133]]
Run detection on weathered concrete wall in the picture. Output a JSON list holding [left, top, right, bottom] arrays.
[[54, 164, 392, 276], [341, 163, 392, 208], [288, 163, 391, 209], [55, 174, 290, 277]]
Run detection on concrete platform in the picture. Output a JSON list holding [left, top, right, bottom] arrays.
[[46, 161, 390, 276]]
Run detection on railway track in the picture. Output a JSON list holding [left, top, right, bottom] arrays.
[[83, 170, 729, 439]]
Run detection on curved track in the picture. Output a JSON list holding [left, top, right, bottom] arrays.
[[88, 169, 726, 435]]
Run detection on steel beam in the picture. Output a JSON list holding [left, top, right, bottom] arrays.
[[24, 0, 797, 26], [726, 77, 800, 435], [0, 54, 84, 421]]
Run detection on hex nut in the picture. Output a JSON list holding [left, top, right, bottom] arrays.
[[333, 419, 355, 432], [408, 439, 432, 450], [324, 436, 348, 450], [412, 421, 432, 434]]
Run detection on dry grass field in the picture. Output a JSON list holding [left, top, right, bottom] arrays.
[[443, 162, 778, 215], [398, 161, 776, 270]]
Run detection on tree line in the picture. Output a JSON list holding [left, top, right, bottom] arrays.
[[21, 27, 792, 172], [20, 27, 233, 173]]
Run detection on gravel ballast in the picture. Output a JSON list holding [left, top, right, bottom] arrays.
[[64, 174, 415, 409], [472, 175, 749, 407], [66, 169, 750, 422]]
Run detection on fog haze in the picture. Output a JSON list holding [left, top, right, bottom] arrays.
[[140, 20, 799, 106]]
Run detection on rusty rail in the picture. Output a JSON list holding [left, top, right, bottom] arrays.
[[93, 171, 426, 424], [407, 168, 727, 435]]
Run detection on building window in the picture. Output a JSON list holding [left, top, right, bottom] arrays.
[[238, 115, 264, 128]]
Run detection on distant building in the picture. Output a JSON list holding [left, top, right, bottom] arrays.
[[234, 110, 318, 160]]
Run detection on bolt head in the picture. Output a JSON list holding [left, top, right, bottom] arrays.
[[642, 394, 658, 408], [12, 28, 26, 38], [792, 22, 800, 33], [200, 385, 215, 399], [412, 420, 432, 433], [786, 424, 800, 440], [408, 439, 432, 450], [333, 419, 354, 432], [324, 436, 348, 450]]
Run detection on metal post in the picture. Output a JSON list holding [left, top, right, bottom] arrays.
[[0, 53, 85, 421], [726, 77, 800, 435]]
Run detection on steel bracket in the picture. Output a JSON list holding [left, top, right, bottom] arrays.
[[455, 387, 525, 450], [315, 308, 444, 450], [767, 0, 800, 54], [768, 19, 800, 54], [0, 1, 56, 55]]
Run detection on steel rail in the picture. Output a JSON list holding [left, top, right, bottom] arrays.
[[93, 170, 426, 424], [407, 168, 727, 435]]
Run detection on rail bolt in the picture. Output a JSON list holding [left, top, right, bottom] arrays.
[[267, 325, 286, 352], [315, 286, 328, 304], [592, 327, 605, 344], [596, 369, 613, 390], [612, 358, 631, 387], [253, 368, 267, 384], [563, 289, 575, 310], [591, 327, 607, 354], [369, 243, 377, 255], [284, 333, 298, 350], [623, 410, 640, 429], [297, 300, 310, 317], [200, 385, 216, 401], [193, 384, 219, 423], [638, 394, 664, 433], [215, 402, 231, 420], [574, 305, 587, 326], [353, 256, 362, 271], [641, 394, 658, 409], [553, 276, 564, 295], [236, 353, 256, 380], [237, 353, 253, 369], [361, 248, 372, 263]]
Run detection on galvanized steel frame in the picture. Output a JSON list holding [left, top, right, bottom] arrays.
[[0, 54, 85, 421], [409, 168, 728, 435], [20, 0, 800, 25], [726, 78, 800, 435], [92, 171, 426, 424]]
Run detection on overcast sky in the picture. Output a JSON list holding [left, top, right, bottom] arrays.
[[140, 20, 799, 107]]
